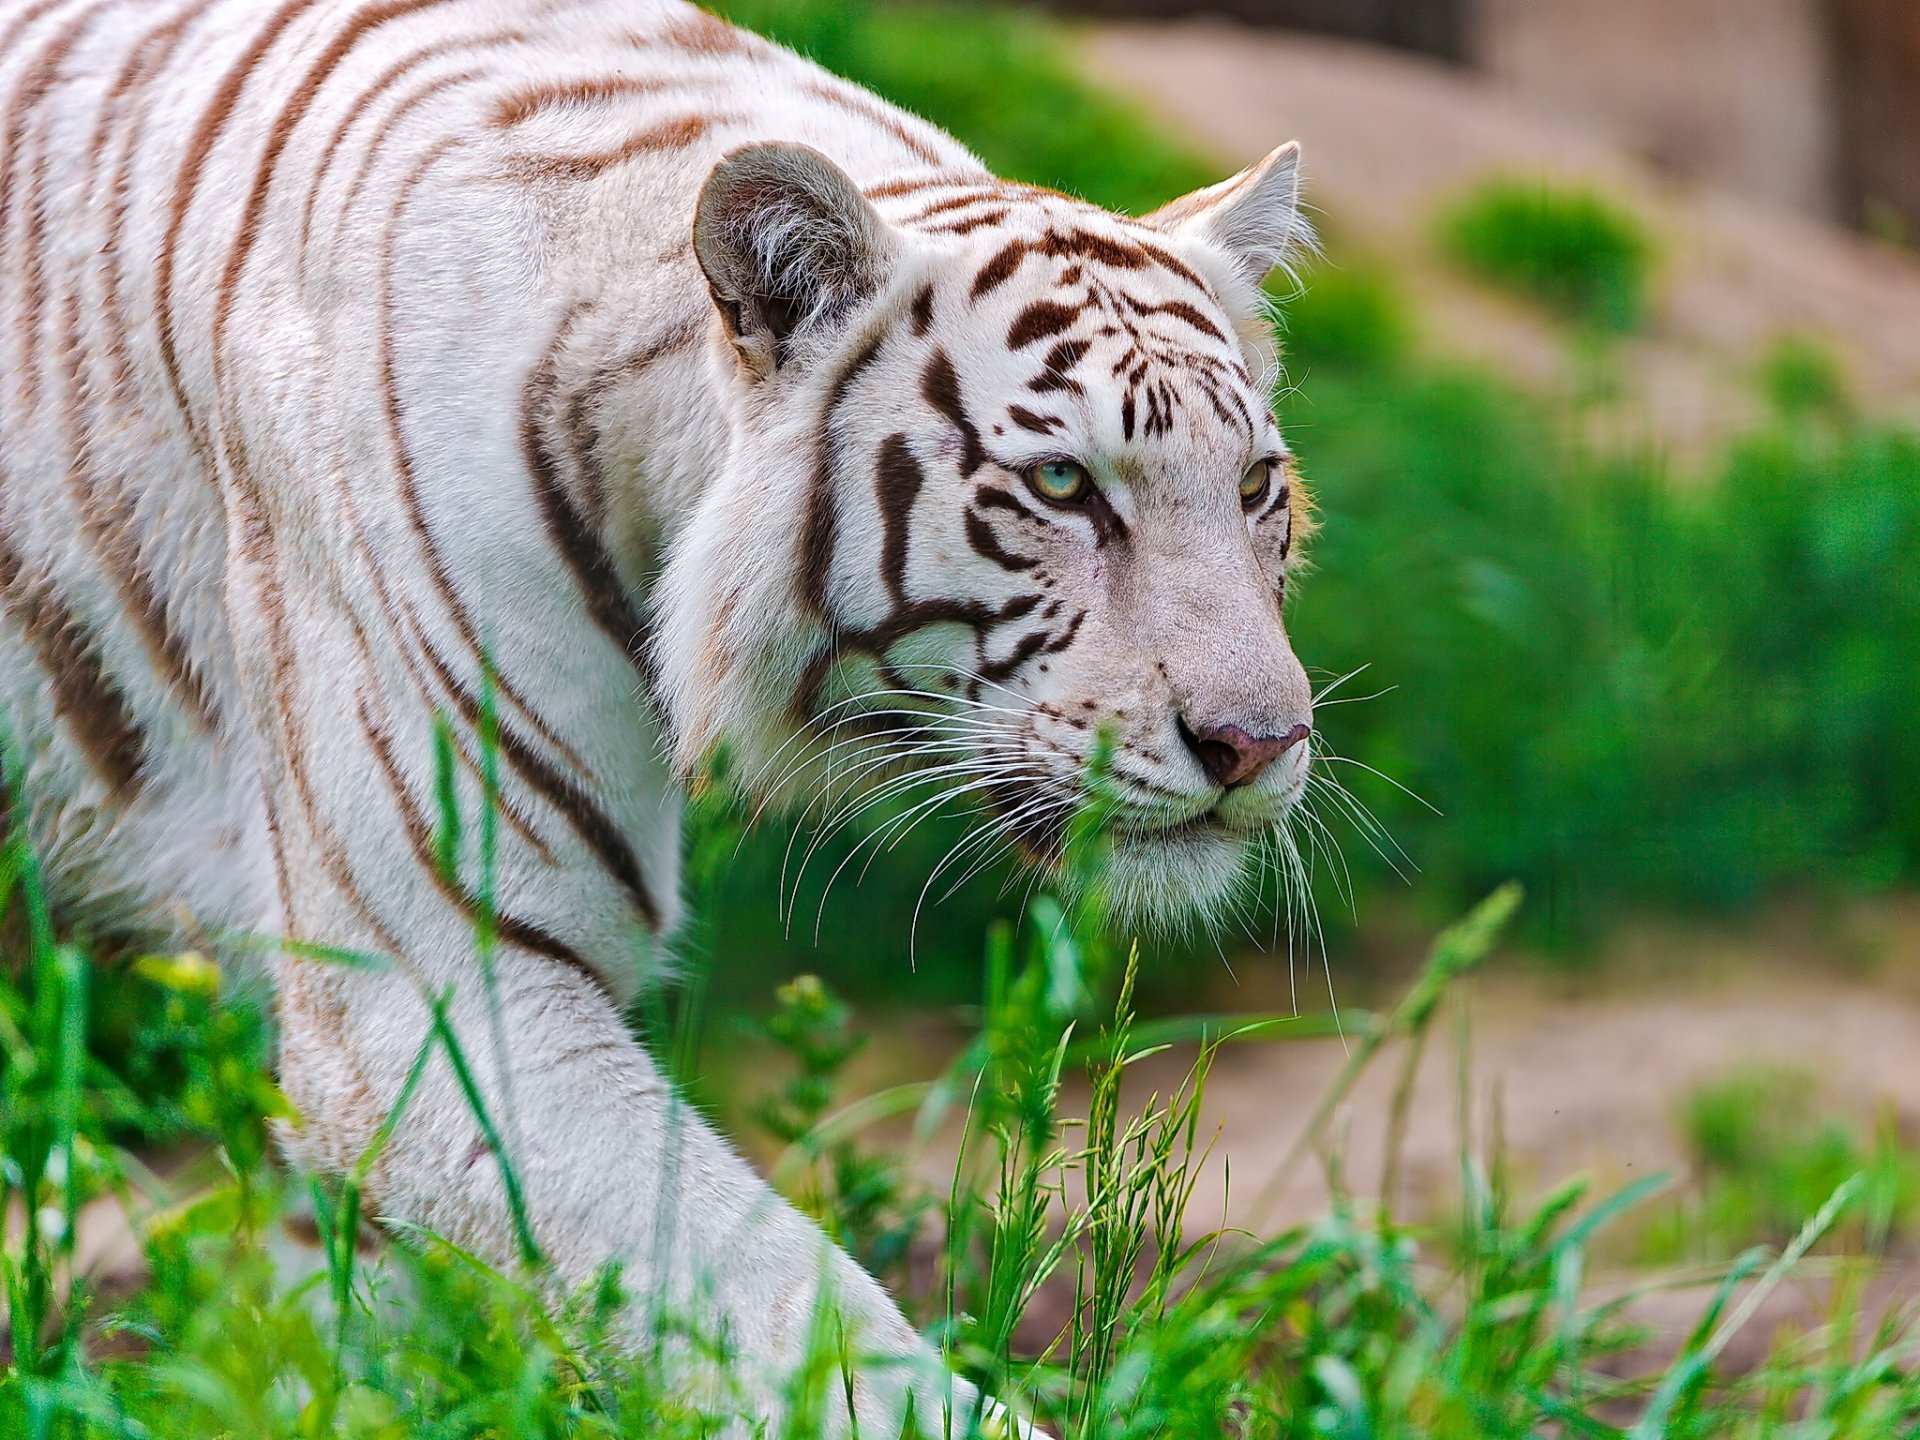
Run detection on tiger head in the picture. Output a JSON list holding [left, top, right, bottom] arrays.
[[657, 141, 1315, 924]]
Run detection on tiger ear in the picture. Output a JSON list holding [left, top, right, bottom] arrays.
[[693, 143, 898, 379], [1145, 141, 1306, 288]]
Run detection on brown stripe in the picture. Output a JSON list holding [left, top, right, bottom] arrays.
[[518, 307, 652, 682], [907, 283, 934, 337], [296, 28, 494, 253], [91, 0, 225, 440], [405, 617, 657, 929], [380, 607, 555, 864], [1030, 339, 1090, 395], [897, 188, 1003, 225], [490, 72, 669, 128], [354, 686, 608, 981], [1044, 227, 1149, 271], [0, 0, 75, 60], [969, 238, 1026, 299], [862, 170, 981, 200], [799, 79, 943, 166], [154, 0, 322, 453], [319, 383, 589, 810], [331, 64, 482, 239], [1138, 297, 1227, 343], [926, 208, 1007, 237], [508, 111, 726, 182], [977, 626, 1050, 686], [920, 349, 987, 475], [56, 289, 220, 729], [657, 9, 758, 57], [1006, 404, 1062, 436], [549, 313, 704, 557], [232, 482, 407, 957], [799, 328, 886, 619], [208, 0, 455, 421], [1, 0, 128, 410], [975, 486, 1041, 524], [0, 532, 147, 795], [28, 2, 219, 732], [1041, 609, 1085, 654], [874, 434, 924, 607], [371, 135, 587, 766], [964, 508, 1036, 573], [1007, 299, 1079, 350], [968, 228, 1213, 305], [1134, 236, 1211, 296]]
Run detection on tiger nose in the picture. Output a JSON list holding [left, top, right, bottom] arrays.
[[1177, 719, 1311, 789]]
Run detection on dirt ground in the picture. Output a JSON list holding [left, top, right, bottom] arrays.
[[1159, 928, 1920, 1236]]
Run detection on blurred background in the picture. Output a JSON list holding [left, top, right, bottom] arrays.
[[667, 0, 1920, 1333]]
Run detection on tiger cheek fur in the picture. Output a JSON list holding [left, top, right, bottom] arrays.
[[2, 0, 1311, 1432]]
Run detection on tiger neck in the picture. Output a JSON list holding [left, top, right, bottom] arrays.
[[529, 290, 730, 614]]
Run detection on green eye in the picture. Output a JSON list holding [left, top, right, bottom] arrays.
[[1240, 459, 1274, 509], [1026, 458, 1093, 505]]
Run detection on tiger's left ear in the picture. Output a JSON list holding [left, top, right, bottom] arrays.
[[1145, 141, 1306, 288], [694, 142, 899, 380]]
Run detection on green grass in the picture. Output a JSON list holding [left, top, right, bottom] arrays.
[[9, 809, 1920, 1437], [1438, 177, 1656, 331], [1637, 1067, 1919, 1267]]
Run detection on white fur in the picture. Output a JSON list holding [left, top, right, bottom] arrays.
[[0, 1, 1309, 1431]]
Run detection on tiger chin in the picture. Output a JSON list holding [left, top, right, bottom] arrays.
[[1, 1, 1315, 1435]]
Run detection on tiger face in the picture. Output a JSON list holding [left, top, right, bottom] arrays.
[[660, 141, 1315, 923]]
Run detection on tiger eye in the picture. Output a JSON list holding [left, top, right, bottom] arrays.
[[1026, 459, 1093, 505], [1240, 459, 1274, 509]]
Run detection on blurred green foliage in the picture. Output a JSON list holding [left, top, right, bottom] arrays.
[[709, 0, 1216, 213], [1285, 274, 1920, 936], [1438, 176, 1656, 330], [1638, 1066, 1917, 1263]]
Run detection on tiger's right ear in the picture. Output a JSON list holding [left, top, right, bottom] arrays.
[[1145, 141, 1306, 289], [693, 143, 898, 380]]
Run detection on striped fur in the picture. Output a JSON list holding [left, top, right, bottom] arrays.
[[0, 1, 1311, 1431]]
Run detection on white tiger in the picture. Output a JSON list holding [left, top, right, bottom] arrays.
[[0, 0, 1315, 1431]]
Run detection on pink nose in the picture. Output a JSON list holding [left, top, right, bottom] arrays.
[[1178, 720, 1311, 789]]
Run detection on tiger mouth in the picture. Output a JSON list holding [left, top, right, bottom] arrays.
[[1118, 809, 1239, 842], [983, 778, 1244, 869]]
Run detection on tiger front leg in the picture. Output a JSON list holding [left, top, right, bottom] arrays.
[[276, 950, 1001, 1436], [224, 520, 1043, 1436]]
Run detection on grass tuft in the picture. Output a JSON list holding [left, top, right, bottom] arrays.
[[1438, 176, 1655, 331]]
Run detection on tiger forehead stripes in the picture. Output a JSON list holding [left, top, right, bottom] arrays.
[[0, 0, 1314, 1432], [787, 219, 1286, 701]]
